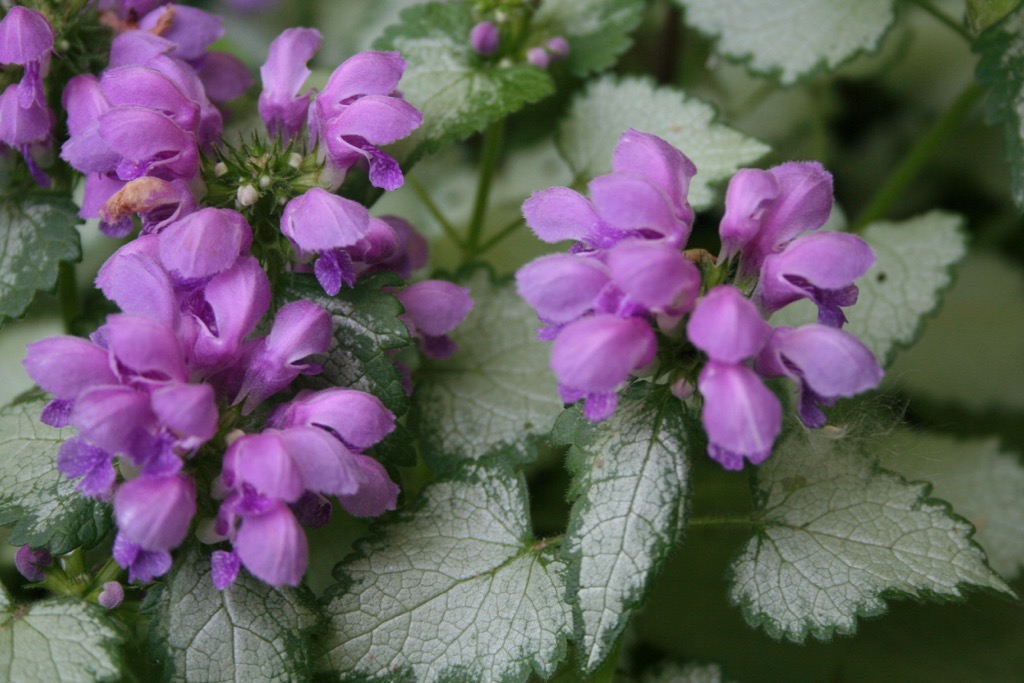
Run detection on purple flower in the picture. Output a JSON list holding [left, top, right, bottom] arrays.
[[523, 129, 696, 250], [100, 176, 198, 236], [112, 533, 172, 584], [546, 36, 570, 60], [56, 437, 117, 500], [309, 51, 422, 191], [551, 315, 657, 421], [15, 546, 51, 583], [718, 162, 833, 278], [157, 208, 253, 281], [233, 300, 332, 413], [697, 361, 782, 470], [114, 474, 196, 552], [395, 281, 474, 359], [687, 286, 781, 469], [470, 22, 500, 56], [259, 27, 321, 139], [605, 240, 700, 316], [755, 324, 883, 428], [234, 502, 307, 587], [755, 232, 875, 327], [281, 187, 373, 294]]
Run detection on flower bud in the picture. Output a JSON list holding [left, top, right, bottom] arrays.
[[470, 21, 500, 56]]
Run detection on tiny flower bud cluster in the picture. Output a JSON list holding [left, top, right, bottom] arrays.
[[516, 130, 883, 469]]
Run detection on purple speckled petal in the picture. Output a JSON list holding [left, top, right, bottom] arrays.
[[104, 313, 187, 383], [687, 285, 771, 364], [99, 106, 199, 181], [211, 550, 240, 590], [234, 502, 307, 587], [313, 248, 356, 295], [291, 491, 333, 529], [57, 437, 117, 499], [516, 254, 608, 324], [114, 473, 196, 551], [697, 360, 781, 470], [551, 315, 656, 394], [189, 256, 271, 372]]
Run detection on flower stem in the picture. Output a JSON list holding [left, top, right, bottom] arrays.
[[850, 81, 983, 232], [465, 121, 505, 257], [57, 260, 78, 333], [407, 175, 464, 249], [906, 0, 973, 41], [476, 216, 525, 256], [687, 514, 758, 528]]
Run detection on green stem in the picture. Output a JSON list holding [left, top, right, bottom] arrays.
[[476, 216, 525, 256], [851, 82, 983, 231], [465, 121, 505, 257], [57, 261, 78, 334], [906, 0, 973, 41], [687, 515, 758, 529], [407, 176, 464, 249]]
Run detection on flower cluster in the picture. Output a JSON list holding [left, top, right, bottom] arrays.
[[516, 130, 883, 469], [62, 1, 249, 236], [0, 6, 56, 186], [22, 206, 402, 586], [258, 28, 422, 191]]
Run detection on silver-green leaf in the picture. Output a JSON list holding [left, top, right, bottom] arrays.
[[975, 3, 1024, 208], [375, 2, 555, 150], [0, 592, 123, 683], [0, 193, 81, 323], [0, 392, 112, 555], [411, 269, 563, 471], [147, 545, 320, 683], [877, 430, 1024, 580], [675, 0, 896, 84], [320, 460, 571, 683], [554, 391, 690, 672], [729, 429, 1012, 642], [558, 75, 769, 209]]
